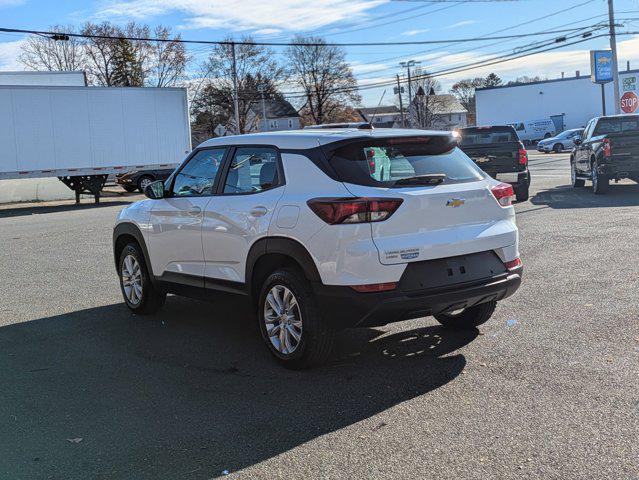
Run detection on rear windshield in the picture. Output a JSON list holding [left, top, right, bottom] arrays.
[[459, 127, 518, 145], [594, 116, 639, 135], [327, 136, 485, 187]]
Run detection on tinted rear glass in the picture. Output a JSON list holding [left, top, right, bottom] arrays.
[[459, 127, 518, 145], [594, 116, 639, 135], [328, 136, 485, 187]]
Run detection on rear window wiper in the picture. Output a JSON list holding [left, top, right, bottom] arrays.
[[394, 174, 446, 186]]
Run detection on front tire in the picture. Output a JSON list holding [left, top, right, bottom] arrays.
[[571, 159, 585, 187], [434, 300, 497, 330], [118, 243, 165, 314], [258, 269, 335, 369]]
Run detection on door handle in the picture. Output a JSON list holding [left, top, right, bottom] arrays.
[[250, 206, 268, 217], [187, 206, 202, 216]]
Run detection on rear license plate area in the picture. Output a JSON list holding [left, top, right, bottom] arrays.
[[399, 251, 507, 292]]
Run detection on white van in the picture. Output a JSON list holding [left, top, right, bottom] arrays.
[[510, 119, 556, 144]]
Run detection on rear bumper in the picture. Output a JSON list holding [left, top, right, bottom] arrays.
[[494, 170, 529, 187], [598, 159, 639, 178], [314, 266, 522, 329]]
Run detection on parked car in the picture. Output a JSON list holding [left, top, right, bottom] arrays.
[[113, 128, 523, 368], [457, 125, 530, 202], [571, 115, 639, 194], [116, 168, 175, 193], [537, 129, 584, 153], [511, 119, 556, 145]]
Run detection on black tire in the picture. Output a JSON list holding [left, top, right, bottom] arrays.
[[118, 242, 165, 314], [137, 175, 154, 193], [553, 143, 563, 153], [591, 161, 609, 194], [122, 185, 137, 193], [258, 268, 335, 369], [434, 300, 497, 330], [544, 133, 552, 139], [515, 184, 529, 202], [570, 159, 585, 188]]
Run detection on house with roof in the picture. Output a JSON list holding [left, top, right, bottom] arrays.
[[407, 90, 468, 130], [247, 98, 301, 132], [356, 105, 403, 128]]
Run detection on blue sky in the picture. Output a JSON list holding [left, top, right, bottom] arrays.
[[1, 0, 638, 106]]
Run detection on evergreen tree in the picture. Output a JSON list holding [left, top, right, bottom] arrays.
[[111, 38, 144, 87], [484, 73, 502, 88]]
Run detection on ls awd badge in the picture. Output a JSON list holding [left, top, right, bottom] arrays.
[[446, 198, 465, 208]]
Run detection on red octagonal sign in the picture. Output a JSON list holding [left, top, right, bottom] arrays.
[[621, 91, 638, 114]]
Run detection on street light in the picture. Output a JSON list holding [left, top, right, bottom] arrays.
[[400, 60, 421, 127]]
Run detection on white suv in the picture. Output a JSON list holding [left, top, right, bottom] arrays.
[[113, 128, 522, 368]]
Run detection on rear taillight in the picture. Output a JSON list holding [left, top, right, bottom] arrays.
[[491, 183, 515, 207], [350, 282, 397, 293], [518, 143, 528, 166], [504, 258, 522, 270], [307, 197, 403, 225], [603, 138, 612, 158], [366, 149, 376, 174]]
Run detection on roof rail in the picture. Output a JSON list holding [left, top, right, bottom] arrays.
[[303, 122, 373, 130]]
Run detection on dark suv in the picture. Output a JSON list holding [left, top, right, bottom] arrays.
[[116, 169, 175, 193], [458, 126, 530, 202]]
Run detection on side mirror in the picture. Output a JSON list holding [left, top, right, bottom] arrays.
[[144, 180, 165, 199], [573, 138, 582, 146]]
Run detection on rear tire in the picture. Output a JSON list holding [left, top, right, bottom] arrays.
[[591, 161, 609, 194], [118, 243, 165, 314], [258, 268, 335, 369], [515, 184, 529, 202], [434, 300, 497, 330], [553, 143, 563, 153], [137, 175, 154, 193]]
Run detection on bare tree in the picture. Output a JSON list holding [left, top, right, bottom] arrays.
[[450, 77, 484, 124], [286, 36, 360, 125], [82, 22, 150, 86], [199, 37, 284, 134], [146, 26, 189, 87], [19, 25, 85, 71]]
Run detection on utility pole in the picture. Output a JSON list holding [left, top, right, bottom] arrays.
[[257, 84, 268, 132], [400, 60, 420, 127], [231, 42, 241, 133], [608, 0, 621, 114], [395, 75, 405, 128]]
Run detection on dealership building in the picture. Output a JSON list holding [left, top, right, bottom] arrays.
[[476, 68, 639, 132]]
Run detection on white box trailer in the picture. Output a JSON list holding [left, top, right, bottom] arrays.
[[0, 85, 191, 202]]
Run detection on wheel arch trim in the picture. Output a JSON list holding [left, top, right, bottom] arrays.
[[113, 222, 154, 278]]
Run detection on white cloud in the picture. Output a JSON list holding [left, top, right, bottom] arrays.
[[0, 0, 25, 6], [444, 20, 478, 30], [96, 0, 387, 32], [402, 28, 429, 37], [253, 28, 282, 36], [0, 40, 24, 70]]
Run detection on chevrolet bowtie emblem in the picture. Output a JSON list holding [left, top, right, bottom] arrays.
[[446, 198, 465, 207]]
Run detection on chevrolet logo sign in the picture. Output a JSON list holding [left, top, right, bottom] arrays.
[[475, 157, 490, 163], [446, 198, 465, 208]]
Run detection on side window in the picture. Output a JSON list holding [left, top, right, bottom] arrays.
[[222, 147, 281, 194], [515, 123, 525, 132], [583, 121, 594, 140], [171, 148, 226, 197]]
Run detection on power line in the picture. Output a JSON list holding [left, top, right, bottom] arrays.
[[0, 25, 612, 47]]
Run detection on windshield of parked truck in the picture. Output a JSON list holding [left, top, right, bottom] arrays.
[[459, 127, 518, 145], [594, 116, 639, 135]]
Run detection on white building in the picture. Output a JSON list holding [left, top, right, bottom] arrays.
[[357, 106, 403, 128], [247, 99, 301, 132], [476, 69, 639, 131]]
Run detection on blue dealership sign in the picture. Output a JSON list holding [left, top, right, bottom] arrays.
[[590, 50, 613, 84]]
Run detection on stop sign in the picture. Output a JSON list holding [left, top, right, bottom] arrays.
[[621, 91, 638, 114]]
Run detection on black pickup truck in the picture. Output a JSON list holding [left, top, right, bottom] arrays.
[[571, 115, 639, 194], [458, 126, 530, 202]]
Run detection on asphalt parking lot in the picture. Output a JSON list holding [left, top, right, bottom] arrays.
[[1, 151, 637, 479]]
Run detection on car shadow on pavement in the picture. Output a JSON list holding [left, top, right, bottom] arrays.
[[530, 182, 639, 209], [0, 200, 133, 219], [0, 295, 475, 479]]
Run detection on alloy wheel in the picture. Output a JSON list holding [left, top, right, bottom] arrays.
[[139, 177, 153, 191], [263, 285, 303, 355], [121, 254, 143, 305]]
